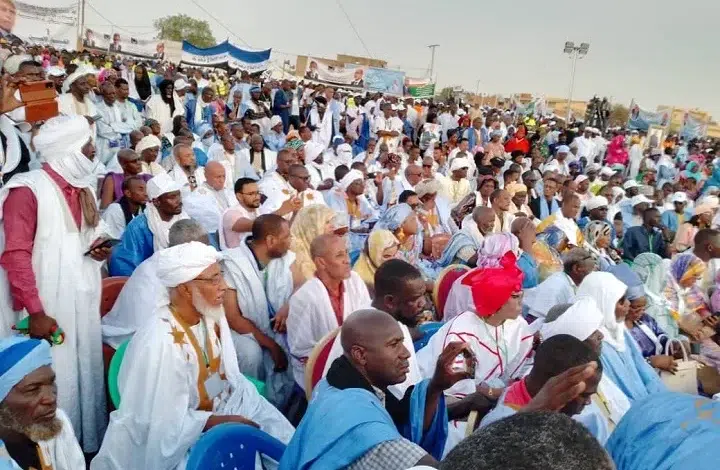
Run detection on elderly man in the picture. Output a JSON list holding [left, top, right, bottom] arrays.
[[0, 337, 85, 470], [222, 215, 302, 406], [281, 309, 467, 469], [286, 234, 372, 392], [102, 219, 209, 349], [101, 176, 147, 240], [0, 116, 111, 452], [259, 149, 302, 220], [235, 134, 277, 179], [95, 81, 134, 167], [196, 161, 237, 212], [286, 164, 326, 207], [442, 156, 472, 205], [56, 67, 96, 125], [523, 248, 596, 322], [109, 173, 189, 276], [136, 135, 166, 176], [93, 242, 294, 470], [167, 143, 206, 193], [439, 206, 496, 267], [325, 169, 376, 225]]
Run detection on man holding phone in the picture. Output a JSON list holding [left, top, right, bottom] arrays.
[[0, 115, 112, 453]]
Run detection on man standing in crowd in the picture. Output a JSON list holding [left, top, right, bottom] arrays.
[[0, 116, 110, 452]]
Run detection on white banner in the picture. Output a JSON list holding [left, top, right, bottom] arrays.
[[83, 28, 165, 59], [8, 1, 77, 49], [180, 41, 271, 72]]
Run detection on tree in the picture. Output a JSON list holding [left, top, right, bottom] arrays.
[[154, 14, 216, 48], [437, 87, 455, 103], [608, 104, 629, 127]]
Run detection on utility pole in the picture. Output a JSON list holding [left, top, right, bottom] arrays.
[[76, 0, 86, 50], [427, 44, 439, 82]]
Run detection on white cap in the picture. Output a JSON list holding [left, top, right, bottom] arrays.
[[147, 173, 181, 200], [623, 180, 639, 190], [671, 192, 688, 204], [600, 167, 615, 177], [586, 196, 609, 211], [269, 115, 283, 129], [174, 78, 189, 90], [630, 195, 653, 207], [450, 157, 470, 172]]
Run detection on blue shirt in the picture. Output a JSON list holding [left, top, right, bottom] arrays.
[[108, 213, 154, 277], [622, 225, 666, 261], [265, 130, 287, 152]]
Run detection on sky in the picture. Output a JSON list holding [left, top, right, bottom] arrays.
[[54, 0, 720, 118]]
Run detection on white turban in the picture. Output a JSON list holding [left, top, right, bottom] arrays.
[[155, 242, 220, 288], [415, 179, 441, 199], [3, 54, 32, 75], [339, 169, 364, 191], [540, 296, 603, 342], [450, 157, 470, 172], [33, 115, 91, 162], [62, 65, 96, 93], [305, 141, 324, 162], [147, 173, 181, 200], [586, 196, 609, 212], [136, 135, 162, 154], [270, 115, 283, 129], [574, 175, 588, 185]]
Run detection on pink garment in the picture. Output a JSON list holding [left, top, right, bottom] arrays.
[[605, 135, 628, 166], [222, 205, 256, 248]]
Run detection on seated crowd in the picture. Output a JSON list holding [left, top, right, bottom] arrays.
[[1, 48, 720, 470]]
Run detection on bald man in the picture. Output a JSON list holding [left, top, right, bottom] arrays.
[[281, 309, 472, 470], [196, 160, 238, 212], [286, 234, 371, 392], [403, 163, 423, 190], [99, 148, 152, 209]]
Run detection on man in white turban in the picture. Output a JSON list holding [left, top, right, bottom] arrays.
[[0, 115, 111, 452], [0, 336, 85, 470], [56, 67, 97, 136], [135, 134, 165, 176], [93, 242, 294, 470], [326, 169, 376, 224], [108, 173, 188, 276]]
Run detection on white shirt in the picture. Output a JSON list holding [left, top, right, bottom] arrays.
[[102, 202, 143, 239], [372, 115, 403, 152], [572, 136, 597, 160]]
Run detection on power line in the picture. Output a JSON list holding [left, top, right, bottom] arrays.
[[186, 0, 251, 48], [334, 0, 373, 59], [85, 2, 154, 37]]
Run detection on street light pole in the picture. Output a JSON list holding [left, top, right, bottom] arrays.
[[563, 42, 590, 123], [428, 44, 439, 81]]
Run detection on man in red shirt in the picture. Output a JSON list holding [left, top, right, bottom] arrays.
[[0, 115, 111, 452]]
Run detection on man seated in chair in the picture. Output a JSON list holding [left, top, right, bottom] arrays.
[[286, 234, 371, 394], [93, 242, 294, 470], [280, 309, 470, 470], [0, 336, 85, 470], [101, 219, 210, 349]]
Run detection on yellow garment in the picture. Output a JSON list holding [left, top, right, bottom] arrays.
[[536, 214, 585, 247], [290, 205, 336, 281], [353, 230, 399, 286], [216, 80, 227, 97]]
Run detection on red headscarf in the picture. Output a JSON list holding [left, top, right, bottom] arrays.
[[461, 252, 524, 317]]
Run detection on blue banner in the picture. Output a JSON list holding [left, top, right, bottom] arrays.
[[181, 40, 271, 72], [364, 67, 406, 95], [627, 101, 671, 131], [681, 113, 707, 140]]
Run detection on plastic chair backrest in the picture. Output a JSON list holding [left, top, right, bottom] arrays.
[[100, 276, 129, 317], [185, 423, 286, 470], [304, 328, 340, 401], [107, 340, 129, 408], [433, 264, 471, 320]]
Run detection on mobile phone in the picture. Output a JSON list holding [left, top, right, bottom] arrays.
[[84, 238, 120, 256], [18, 81, 58, 122], [367, 172, 377, 179]]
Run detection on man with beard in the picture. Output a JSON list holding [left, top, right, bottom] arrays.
[[108, 173, 189, 276], [0, 116, 111, 452], [286, 234, 371, 394], [144, 79, 184, 133], [221, 215, 304, 407], [0, 337, 85, 469], [93, 242, 294, 470]]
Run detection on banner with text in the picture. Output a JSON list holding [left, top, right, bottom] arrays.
[[404, 77, 435, 99], [181, 41, 271, 72], [301, 57, 365, 89], [83, 28, 165, 59], [681, 112, 708, 140], [628, 101, 671, 131], [365, 67, 405, 95], [10, 2, 77, 49]]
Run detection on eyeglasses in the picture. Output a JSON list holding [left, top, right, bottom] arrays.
[[422, 164, 433, 168], [241, 191, 260, 196], [195, 272, 225, 286]]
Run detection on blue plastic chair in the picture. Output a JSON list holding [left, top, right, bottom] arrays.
[[185, 423, 286, 470]]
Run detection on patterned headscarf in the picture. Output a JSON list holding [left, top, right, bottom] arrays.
[[476, 232, 520, 269], [537, 225, 567, 252], [289, 205, 337, 281]]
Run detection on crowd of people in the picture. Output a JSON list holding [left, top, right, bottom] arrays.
[[0, 43, 719, 469]]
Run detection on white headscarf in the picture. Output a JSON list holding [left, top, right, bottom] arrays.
[[339, 169, 364, 191], [147, 173, 181, 200], [136, 135, 162, 155], [62, 65, 96, 93], [32, 115, 97, 188], [155, 241, 220, 288], [577, 272, 629, 352], [540, 296, 604, 342]]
